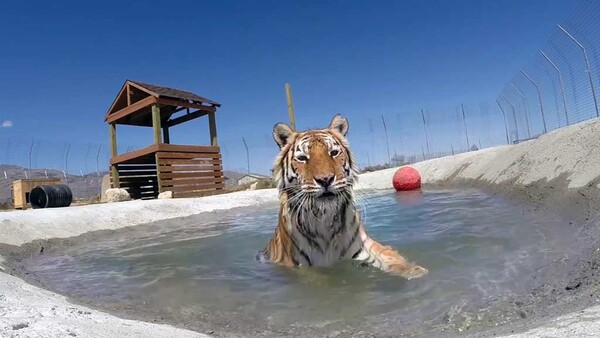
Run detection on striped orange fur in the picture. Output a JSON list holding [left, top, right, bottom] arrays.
[[261, 115, 428, 280]]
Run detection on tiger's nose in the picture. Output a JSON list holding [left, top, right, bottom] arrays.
[[315, 175, 335, 189]]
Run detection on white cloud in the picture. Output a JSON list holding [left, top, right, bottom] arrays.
[[1, 120, 13, 128]]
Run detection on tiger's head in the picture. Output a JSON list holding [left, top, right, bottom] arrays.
[[272, 114, 358, 202]]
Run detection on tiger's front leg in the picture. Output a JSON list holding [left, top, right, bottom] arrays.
[[353, 223, 428, 280]]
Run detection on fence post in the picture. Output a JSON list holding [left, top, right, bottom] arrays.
[[420, 109, 431, 156], [500, 95, 519, 142], [509, 83, 532, 139], [460, 104, 470, 150], [64, 143, 71, 177], [96, 145, 101, 176], [540, 50, 569, 126], [242, 137, 250, 174], [28, 138, 34, 176], [520, 69, 548, 134], [496, 99, 511, 144], [380, 115, 391, 165], [558, 24, 599, 117]]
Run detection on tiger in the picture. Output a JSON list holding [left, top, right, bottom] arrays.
[[261, 114, 428, 280]]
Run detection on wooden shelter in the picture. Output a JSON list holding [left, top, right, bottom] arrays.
[[105, 80, 224, 199]]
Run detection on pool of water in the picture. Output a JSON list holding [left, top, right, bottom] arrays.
[[22, 189, 580, 336]]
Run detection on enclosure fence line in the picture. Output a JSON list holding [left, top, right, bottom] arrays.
[[498, 0, 600, 144]]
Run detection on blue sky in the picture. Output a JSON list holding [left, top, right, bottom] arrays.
[[0, 0, 582, 174]]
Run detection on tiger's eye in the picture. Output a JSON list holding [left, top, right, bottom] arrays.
[[330, 149, 340, 157], [296, 155, 308, 162]]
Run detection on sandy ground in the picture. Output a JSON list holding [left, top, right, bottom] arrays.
[[1, 118, 599, 337]]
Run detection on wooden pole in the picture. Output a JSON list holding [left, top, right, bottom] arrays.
[[109, 123, 119, 188], [109, 124, 118, 156], [208, 112, 218, 146], [152, 105, 164, 197], [152, 105, 162, 144], [285, 83, 296, 130]]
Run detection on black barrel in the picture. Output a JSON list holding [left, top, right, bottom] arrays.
[[30, 184, 73, 209]]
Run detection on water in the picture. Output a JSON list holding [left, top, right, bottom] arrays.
[[22, 189, 579, 336]]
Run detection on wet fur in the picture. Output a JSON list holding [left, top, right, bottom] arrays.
[[262, 115, 428, 280]]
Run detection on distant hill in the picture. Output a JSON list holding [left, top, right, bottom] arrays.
[[223, 170, 248, 186], [0, 164, 107, 202]]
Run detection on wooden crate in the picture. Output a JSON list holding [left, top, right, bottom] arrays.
[[12, 178, 62, 209]]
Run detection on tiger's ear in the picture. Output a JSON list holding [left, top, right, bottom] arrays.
[[328, 114, 349, 137], [273, 122, 294, 149]]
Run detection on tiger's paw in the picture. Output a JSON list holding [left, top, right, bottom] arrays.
[[390, 263, 428, 280]]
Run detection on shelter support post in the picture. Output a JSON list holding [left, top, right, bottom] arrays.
[[208, 112, 218, 146], [109, 123, 120, 188], [152, 105, 162, 144]]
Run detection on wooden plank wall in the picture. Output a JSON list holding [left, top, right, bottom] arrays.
[[110, 163, 159, 200], [157, 149, 224, 198]]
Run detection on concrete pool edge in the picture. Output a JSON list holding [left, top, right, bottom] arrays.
[[357, 117, 600, 337], [0, 117, 599, 337], [0, 188, 280, 247], [0, 189, 283, 337]]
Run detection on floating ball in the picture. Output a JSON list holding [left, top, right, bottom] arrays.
[[392, 166, 421, 191]]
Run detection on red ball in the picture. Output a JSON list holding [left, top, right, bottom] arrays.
[[392, 166, 421, 191]]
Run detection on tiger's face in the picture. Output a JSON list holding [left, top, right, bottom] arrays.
[[272, 115, 358, 200]]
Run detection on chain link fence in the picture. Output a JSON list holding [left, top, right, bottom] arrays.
[[221, 0, 600, 173], [224, 1, 600, 175], [219, 98, 508, 175], [0, 136, 150, 203], [498, 0, 600, 143]]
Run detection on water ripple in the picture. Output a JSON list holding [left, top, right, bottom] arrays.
[[22, 188, 580, 336]]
